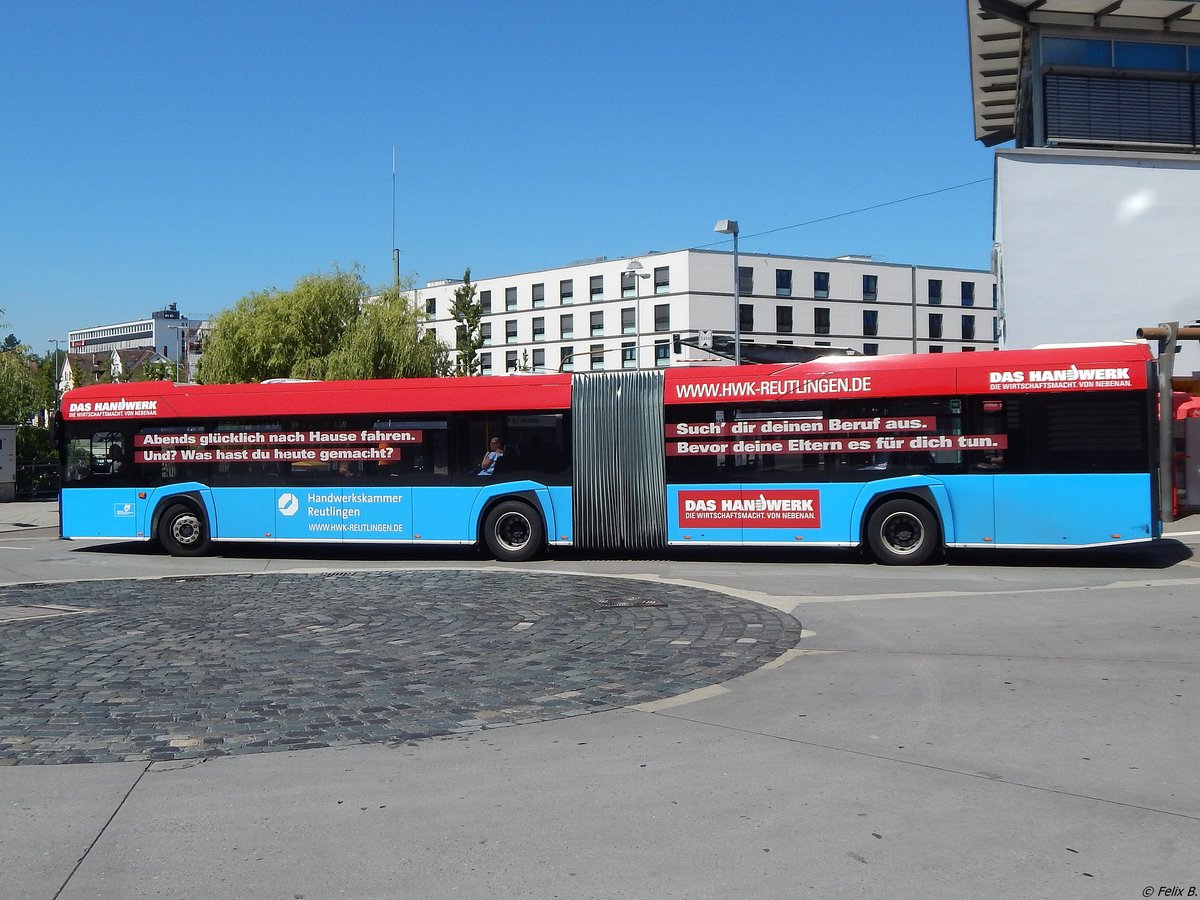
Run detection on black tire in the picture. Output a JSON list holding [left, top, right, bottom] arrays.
[[866, 498, 939, 566], [157, 503, 211, 557], [483, 500, 543, 562]]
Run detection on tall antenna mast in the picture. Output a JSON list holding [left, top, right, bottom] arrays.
[[391, 145, 400, 293]]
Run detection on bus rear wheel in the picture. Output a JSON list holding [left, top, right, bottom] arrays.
[[483, 500, 543, 562], [866, 498, 939, 566], [157, 503, 211, 557]]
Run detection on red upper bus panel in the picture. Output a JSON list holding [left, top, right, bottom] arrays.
[[61, 373, 574, 421], [663, 343, 1152, 406], [60, 343, 1154, 422]]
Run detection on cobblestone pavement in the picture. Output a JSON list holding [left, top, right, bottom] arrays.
[[0, 570, 802, 765]]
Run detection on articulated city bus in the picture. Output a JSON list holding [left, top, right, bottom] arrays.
[[54, 342, 1161, 564]]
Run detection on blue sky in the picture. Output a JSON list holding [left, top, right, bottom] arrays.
[[0, 1, 996, 349]]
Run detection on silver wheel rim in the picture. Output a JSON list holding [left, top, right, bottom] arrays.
[[495, 511, 531, 552], [880, 511, 923, 556], [170, 514, 202, 547]]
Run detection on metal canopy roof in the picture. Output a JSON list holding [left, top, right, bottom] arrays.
[[967, 0, 1200, 146]]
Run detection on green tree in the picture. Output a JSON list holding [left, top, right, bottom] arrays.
[[133, 360, 176, 382], [449, 268, 483, 376], [0, 349, 44, 424], [196, 266, 446, 384], [324, 286, 449, 380]]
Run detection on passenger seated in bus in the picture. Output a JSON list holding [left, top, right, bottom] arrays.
[[477, 437, 504, 475]]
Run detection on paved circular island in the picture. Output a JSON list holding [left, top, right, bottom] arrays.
[[0, 570, 802, 764]]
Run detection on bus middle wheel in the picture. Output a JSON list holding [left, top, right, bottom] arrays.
[[483, 500, 543, 562], [866, 498, 939, 566]]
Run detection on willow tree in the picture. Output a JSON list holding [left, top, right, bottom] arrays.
[[324, 286, 448, 380], [196, 267, 448, 383]]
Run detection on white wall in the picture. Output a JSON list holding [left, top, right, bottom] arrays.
[[996, 148, 1200, 372]]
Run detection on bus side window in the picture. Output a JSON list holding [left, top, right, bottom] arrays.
[[92, 432, 125, 475]]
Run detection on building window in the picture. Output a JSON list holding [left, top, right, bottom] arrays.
[[993, 318, 1001, 341], [992, 284, 998, 308], [480, 323, 492, 346], [863, 309, 878, 337], [590, 310, 604, 337], [814, 271, 829, 299], [481, 290, 492, 314], [815, 307, 830, 335], [590, 275, 604, 301], [590, 344, 605, 371], [560, 313, 574, 339], [739, 303, 753, 333], [738, 266, 753, 295], [962, 314, 976, 341], [1042, 36, 1112, 67], [776, 269, 792, 297], [654, 303, 670, 332], [929, 313, 943, 340], [655, 340, 670, 367], [505, 350, 518, 372], [505, 287, 518, 311], [621, 271, 637, 298], [653, 266, 669, 294], [928, 280, 942, 305], [532, 348, 545, 369], [863, 343, 879, 356], [862, 274, 878, 302], [776, 306, 793, 333], [560, 345, 574, 371], [480, 352, 492, 374], [621, 307, 636, 334], [621, 342, 636, 369], [963, 346, 976, 352], [929, 345, 944, 353], [961, 282, 975, 306], [532, 283, 545, 308], [560, 279, 573, 305], [532, 317, 545, 342], [425, 296, 436, 316], [505, 319, 518, 344]]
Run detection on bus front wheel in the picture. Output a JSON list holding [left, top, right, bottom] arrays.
[[157, 503, 211, 557], [866, 499, 939, 566], [483, 500, 543, 563]]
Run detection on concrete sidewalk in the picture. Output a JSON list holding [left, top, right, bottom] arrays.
[[0, 500, 57, 533]]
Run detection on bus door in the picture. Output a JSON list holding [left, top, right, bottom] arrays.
[[62, 428, 142, 538]]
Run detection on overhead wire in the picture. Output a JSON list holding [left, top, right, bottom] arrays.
[[693, 177, 994, 250]]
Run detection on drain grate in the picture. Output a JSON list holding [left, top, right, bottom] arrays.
[[592, 596, 667, 609]]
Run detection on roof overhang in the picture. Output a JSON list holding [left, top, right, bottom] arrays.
[[967, 0, 1200, 146]]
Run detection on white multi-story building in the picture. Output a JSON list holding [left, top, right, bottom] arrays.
[[66, 304, 208, 382], [418, 249, 997, 374]]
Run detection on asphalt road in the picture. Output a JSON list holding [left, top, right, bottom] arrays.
[[1, 525, 1198, 899]]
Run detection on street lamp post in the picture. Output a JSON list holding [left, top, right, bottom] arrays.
[[713, 219, 741, 366], [46, 339, 64, 412], [166, 324, 187, 382], [623, 259, 651, 369]]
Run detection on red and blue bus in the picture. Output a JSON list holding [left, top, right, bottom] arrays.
[[54, 342, 1161, 564]]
